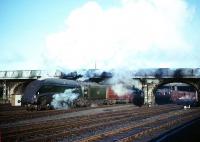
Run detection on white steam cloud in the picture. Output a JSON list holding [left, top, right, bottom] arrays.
[[51, 89, 79, 109], [107, 70, 134, 96], [76, 69, 104, 81], [45, 0, 195, 70], [111, 84, 133, 96]]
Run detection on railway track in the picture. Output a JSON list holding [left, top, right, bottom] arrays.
[[1, 104, 190, 142], [0, 105, 25, 112], [2, 108, 136, 135], [77, 109, 200, 142], [117, 115, 197, 142], [0, 104, 119, 124]]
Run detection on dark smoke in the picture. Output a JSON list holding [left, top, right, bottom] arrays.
[[61, 71, 82, 80], [59, 68, 200, 82], [60, 69, 112, 83], [173, 69, 184, 78]]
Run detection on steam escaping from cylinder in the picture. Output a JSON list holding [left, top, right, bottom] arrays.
[[51, 89, 79, 109]]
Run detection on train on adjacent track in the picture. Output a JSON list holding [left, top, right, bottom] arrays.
[[155, 84, 198, 106], [21, 78, 141, 110]]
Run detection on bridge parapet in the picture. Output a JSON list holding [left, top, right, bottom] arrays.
[[133, 68, 200, 79], [132, 76, 200, 79], [0, 70, 62, 79]]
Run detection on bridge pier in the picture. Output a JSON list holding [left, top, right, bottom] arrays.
[[197, 89, 200, 106], [2, 80, 7, 100], [0, 80, 10, 103], [141, 79, 159, 107], [143, 83, 156, 107], [0, 80, 33, 104]]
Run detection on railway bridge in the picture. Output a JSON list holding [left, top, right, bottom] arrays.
[[0, 68, 200, 106], [0, 70, 62, 105], [131, 68, 200, 106]]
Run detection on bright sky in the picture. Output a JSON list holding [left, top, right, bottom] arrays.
[[0, 0, 200, 71]]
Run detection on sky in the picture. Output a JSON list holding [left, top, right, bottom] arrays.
[[0, 0, 200, 71]]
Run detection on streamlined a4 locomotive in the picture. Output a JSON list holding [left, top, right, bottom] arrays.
[[21, 78, 137, 110], [21, 78, 84, 110]]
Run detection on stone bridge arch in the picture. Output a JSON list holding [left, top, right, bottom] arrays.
[[134, 78, 200, 106], [5, 80, 33, 103], [10, 82, 27, 95], [153, 78, 199, 92], [153, 78, 200, 104], [10, 82, 23, 95]]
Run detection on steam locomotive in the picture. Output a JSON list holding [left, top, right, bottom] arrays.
[[21, 78, 139, 110], [21, 78, 81, 110]]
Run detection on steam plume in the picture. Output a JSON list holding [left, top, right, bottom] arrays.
[[51, 89, 79, 109], [111, 84, 133, 96], [106, 70, 134, 96], [45, 0, 195, 70]]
